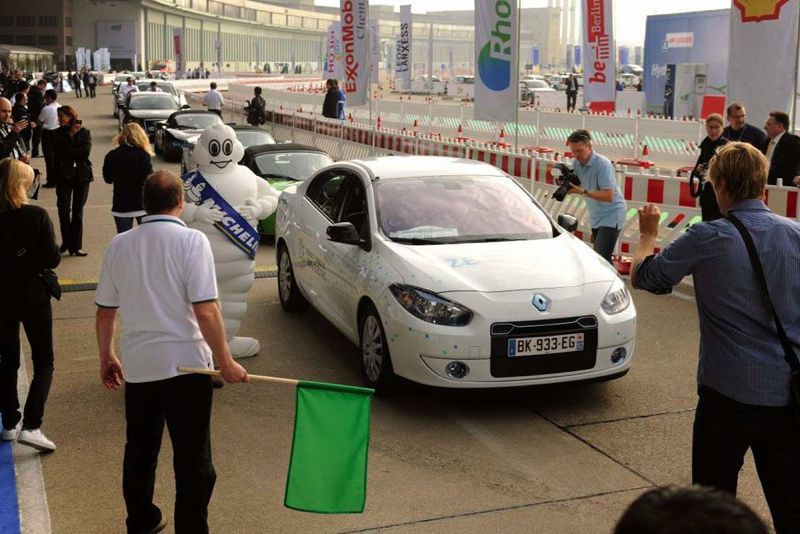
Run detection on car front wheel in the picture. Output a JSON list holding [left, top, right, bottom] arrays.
[[277, 244, 308, 312], [360, 304, 395, 392]]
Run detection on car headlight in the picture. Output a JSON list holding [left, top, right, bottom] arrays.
[[601, 278, 631, 315], [389, 284, 473, 326]]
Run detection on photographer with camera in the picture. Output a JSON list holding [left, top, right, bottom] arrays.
[[564, 129, 627, 263], [691, 114, 728, 221]]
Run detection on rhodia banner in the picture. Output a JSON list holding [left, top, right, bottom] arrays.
[[397, 5, 412, 91], [474, 0, 520, 123], [341, 0, 369, 106], [324, 23, 342, 80], [729, 0, 800, 127], [581, 0, 615, 112]]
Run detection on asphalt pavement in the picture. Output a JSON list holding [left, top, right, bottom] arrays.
[[13, 86, 774, 534]]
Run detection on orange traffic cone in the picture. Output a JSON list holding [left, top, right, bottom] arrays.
[[457, 124, 464, 139], [498, 127, 507, 147], [376, 116, 382, 130], [642, 144, 650, 157], [348, 113, 353, 123]]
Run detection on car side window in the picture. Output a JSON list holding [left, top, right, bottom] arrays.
[[338, 176, 369, 237], [306, 171, 349, 220]]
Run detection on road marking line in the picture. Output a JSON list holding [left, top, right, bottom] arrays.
[[13, 352, 53, 534]]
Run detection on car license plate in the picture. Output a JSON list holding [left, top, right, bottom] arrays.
[[507, 333, 584, 357]]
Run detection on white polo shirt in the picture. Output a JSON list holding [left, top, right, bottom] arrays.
[[202, 89, 224, 110], [96, 215, 218, 383], [120, 83, 139, 98], [38, 102, 60, 130]]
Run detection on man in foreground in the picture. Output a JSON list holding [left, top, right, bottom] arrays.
[[95, 170, 248, 534], [632, 142, 800, 533]]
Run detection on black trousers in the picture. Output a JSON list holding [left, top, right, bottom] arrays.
[[31, 125, 42, 157], [89, 85, 96, 98], [56, 177, 90, 252], [124, 374, 215, 534], [591, 226, 620, 263], [41, 130, 58, 184], [0, 304, 54, 431], [210, 109, 222, 118], [693, 386, 800, 534], [114, 215, 144, 234], [566, 92, 577, 112]]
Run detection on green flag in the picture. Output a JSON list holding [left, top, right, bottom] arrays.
[[284, 380, 374, 513]]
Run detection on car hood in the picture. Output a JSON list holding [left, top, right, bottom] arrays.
[[265, 177, 302, 190], [382, 233, 618, 293], [128, 110, 176, 120], [167, 129, 203, 143]]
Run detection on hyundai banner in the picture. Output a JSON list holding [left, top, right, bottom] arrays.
[[474, 0, 520, 123], [325, 23, 342, 80], [398, 5, 412, 91], [581, 0, 615, 112], [173, 28, 185, 79], [340, 0, 369, 106], [729, 0, 800, 127]]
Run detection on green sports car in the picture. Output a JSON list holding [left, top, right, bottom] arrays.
[[241, 144, 334, 235]]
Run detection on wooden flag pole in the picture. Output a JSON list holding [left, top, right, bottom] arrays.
[[178, 366, 299, 386]]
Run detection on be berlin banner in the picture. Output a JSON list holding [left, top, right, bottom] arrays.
[[581, 0, 616, 113], [474, 0, 520, 123], [173, 28, 185, 79], [340, 0, 370, 106], [728, 0, 800, 128], [370, 19, 380, 82], [397, 5, 412, 91]]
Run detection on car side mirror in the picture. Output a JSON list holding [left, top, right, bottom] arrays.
[[558, 214, 579, 233], [180, 104, 191, 110], [327, 222, 362, 246]]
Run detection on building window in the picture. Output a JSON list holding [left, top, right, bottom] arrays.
[[38, 16, 57, 27], [65, 17, 72, 28], [207, 1, 223, 16], [16, 35, 38, 46], [16, 16, 36, 27], [37, 35, 57, 46], [0, 16, 13, 27], [223, 5, 240, 18], [243, 8, 256, 22], [66, 36, 72, 46]]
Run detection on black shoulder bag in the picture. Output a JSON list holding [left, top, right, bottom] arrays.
[[728, 213, 800, 421], [0, 221, 61, 301]]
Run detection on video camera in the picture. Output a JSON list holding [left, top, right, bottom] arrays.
[[551, 163, 582, 202], [688, 164, 707, 199]]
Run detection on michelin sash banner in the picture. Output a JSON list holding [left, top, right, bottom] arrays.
[[474, 0, 520, 123], [340, 0, 370, 106], [581, 0, 616, 112], [397, 5, 412, 91], [728, 0, 800, 126]]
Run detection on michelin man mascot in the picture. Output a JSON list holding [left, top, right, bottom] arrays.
[[181, 124, 279, 358]]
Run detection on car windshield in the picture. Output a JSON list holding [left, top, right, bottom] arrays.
[[114, 76, 129, 83], [235, 131, 275, 148], [174, 114, 222, 129], [523, 80, 549, 89], [375, 176, 554, 244], [129, 96, 177, 110], [254, 152, 332, 180], [137, 83, 177, 95]]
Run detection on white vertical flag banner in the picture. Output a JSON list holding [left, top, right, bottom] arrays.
[[324, 23, 342, 80], [728, 0, 800, 127], [370, 19, 380, 82], [341, 0, 370, 106], [399, 5, 413, 91], [215, 39, 223, 73], [427, 20, 434, 83], [173, 28, 185, 79], [581, 0, 615, 112], [474, 0, 520, 122]]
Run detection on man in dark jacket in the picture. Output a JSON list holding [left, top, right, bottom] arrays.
[[27, 80, 46, 157], [322, 79, 338, 119], [762, 111, 800, 187], [0, 97, 29, 162], [723, 102, 767, 148]]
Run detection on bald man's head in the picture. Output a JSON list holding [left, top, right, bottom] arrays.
[[142, 170, 184, 214], [0, 97, 12, 125]]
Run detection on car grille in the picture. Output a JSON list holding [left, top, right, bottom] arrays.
[[143, 120, 158, 134], [489, 316, 598, 378]]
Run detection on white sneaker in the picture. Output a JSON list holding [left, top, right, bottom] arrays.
[[17, 428, 56, 452], [1, 423, 21, 441]]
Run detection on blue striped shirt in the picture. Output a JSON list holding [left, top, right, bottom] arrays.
[[634, 199, 800, 406]]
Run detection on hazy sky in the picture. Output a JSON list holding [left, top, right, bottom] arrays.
[[313, 0, 730, 45]]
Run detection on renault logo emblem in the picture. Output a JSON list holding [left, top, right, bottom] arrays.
[[532, 293, 549, 312]]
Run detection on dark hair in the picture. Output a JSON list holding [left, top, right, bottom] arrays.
[[210, 82, 217, 89], [150, 81, 157, 86], [567, 129, 592, 144], [44, 89, 57, 101], [16, 80, 29, 91], [769, 111, 790, 130], [726, 102, 745, 117], [142, 170, 183, 215], [614, 486, 768, 534], [36, 79, 46, 87], [57, 105, 78, 124], [254, 86, 262, 95], [13, 91, 26, 103]]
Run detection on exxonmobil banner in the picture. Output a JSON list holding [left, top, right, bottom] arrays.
[[398, 5, 412, 91], [340, 0, 369, 106], [474, 0, 520, 123], [729, 0, 800, 127], [324, 23, 342, 81], [581, 0, 615, 112]]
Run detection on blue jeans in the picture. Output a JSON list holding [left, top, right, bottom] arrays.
[[591, 226, 620, 263]]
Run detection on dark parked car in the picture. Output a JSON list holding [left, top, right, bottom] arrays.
[[155, 110, 223, 162], [180, 124, 277, 172], [119, 92, 181, 137]]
